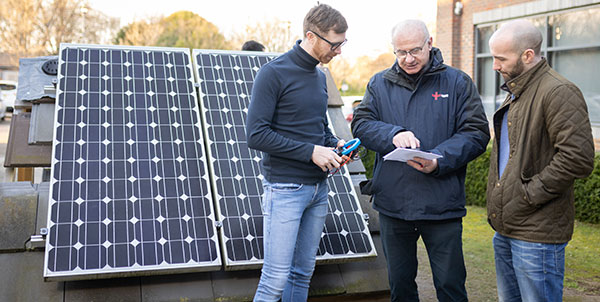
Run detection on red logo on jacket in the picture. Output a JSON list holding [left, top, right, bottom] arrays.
[[432, 91, 449, 101]]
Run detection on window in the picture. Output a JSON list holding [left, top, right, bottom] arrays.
[[475, 25, 500, 119], [474, 6, 600, 125], [476, 56, 496, 117]]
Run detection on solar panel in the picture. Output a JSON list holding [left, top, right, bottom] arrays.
[[45, 44, 221, 281], [192, 50, 376, 269]]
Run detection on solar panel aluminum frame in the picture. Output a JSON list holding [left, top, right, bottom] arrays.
[[192, 49, 376, 270], [44, 44, 221, 281]]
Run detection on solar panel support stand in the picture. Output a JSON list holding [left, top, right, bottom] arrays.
[[27, 234, 46, 250]]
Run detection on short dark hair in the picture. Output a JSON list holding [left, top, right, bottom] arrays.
[[241, 40, 265, 51], [303, 4, 347, 37]]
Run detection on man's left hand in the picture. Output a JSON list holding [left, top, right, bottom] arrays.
[[407, 157, 437, 174]]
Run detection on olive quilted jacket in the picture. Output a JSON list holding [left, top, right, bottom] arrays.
[[486, 59, 595, 244]]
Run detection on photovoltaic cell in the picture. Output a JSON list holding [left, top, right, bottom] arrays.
[[193, 50, 376, 269], [44, 44, 220, 281]]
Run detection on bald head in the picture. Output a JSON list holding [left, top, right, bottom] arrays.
[[391, 19, 430, 42], [490, 19, 543, 56], [489, 19, 543, 81]]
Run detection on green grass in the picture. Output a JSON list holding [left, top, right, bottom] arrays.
[[462, 206, 497, 301], [565, 220, 600, 294], [459, 206, 600, 298]]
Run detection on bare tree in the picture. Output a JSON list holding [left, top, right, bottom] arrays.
[[0, 0, 118, 66], [41, 0, 119, 53], [231, 18, 299, 53], [327, 57, 353, 91], [353, 52, 395, 90], [0, 0, 45, 65], [328, 52, 396, 94]]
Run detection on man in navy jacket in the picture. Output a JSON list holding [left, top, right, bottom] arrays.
[[246, 4, 348, 302], [352, 20, 489, 301]]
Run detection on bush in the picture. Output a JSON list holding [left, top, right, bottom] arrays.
[[464, 148, 491, 208], [573, 153, 600, 223], [362, 148, 600, 224], [361, 149, 376, 179]]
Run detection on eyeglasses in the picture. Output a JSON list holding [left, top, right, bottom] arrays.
[[310, 31, 347, 51], [393, 37, 429, 59]]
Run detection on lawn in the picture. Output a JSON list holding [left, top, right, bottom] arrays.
[[461, 206, 498, 301], [460, 206, 600, 299]]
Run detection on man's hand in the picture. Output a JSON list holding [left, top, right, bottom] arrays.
[[312, 145, 343, 172], [407, 157, 438, 174], [335, 139, 353, 163], [393, 131, 420, 149]]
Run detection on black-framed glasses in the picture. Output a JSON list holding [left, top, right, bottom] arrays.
[[393, 37, 429, 59], [310, 31, 347, 51]]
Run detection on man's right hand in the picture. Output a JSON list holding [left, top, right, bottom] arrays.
[[393, 131, 420, 149], [312, 145, 342, 172]]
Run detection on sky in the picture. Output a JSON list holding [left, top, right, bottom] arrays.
[[88, 0, 438, 60]]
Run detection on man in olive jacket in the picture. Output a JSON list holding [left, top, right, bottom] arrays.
[[486, 20, 595, 302]]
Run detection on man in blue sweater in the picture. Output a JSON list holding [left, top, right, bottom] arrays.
[[246, 4, 348, 301], [352, 20, 489, 301]]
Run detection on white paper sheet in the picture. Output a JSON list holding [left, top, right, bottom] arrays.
[[383, 148, 443, 162]]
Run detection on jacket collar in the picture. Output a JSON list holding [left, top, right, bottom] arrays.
[[383, 47, 447, 90], [288, 39, 320, 71], [501, 58, 549, 98]]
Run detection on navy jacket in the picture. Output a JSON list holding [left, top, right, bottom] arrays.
[[246, 41, 338, 184], [351, 48, 490, 220]]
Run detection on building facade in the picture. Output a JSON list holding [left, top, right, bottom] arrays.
[[436, 0, 600, 149]]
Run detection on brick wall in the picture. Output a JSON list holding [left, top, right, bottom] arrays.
[[435, 0, 532, 78]]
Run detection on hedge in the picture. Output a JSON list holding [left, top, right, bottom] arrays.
[[573, 153, 600, 223], [360, 149, 600, 224], [464, 148, 490, 208]]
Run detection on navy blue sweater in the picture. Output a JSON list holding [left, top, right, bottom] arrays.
[[246, 41, 338, 184]]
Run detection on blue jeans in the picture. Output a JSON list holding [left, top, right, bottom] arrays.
[[493, 232, 567, 302], [253, 179, 329, 302], [379, 214, 467, 302]]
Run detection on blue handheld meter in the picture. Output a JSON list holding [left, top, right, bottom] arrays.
[[329, 138, 364, 176], [336, 138, 361, 156]]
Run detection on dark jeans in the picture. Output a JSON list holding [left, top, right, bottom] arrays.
[[379, 213, 468, 302]]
